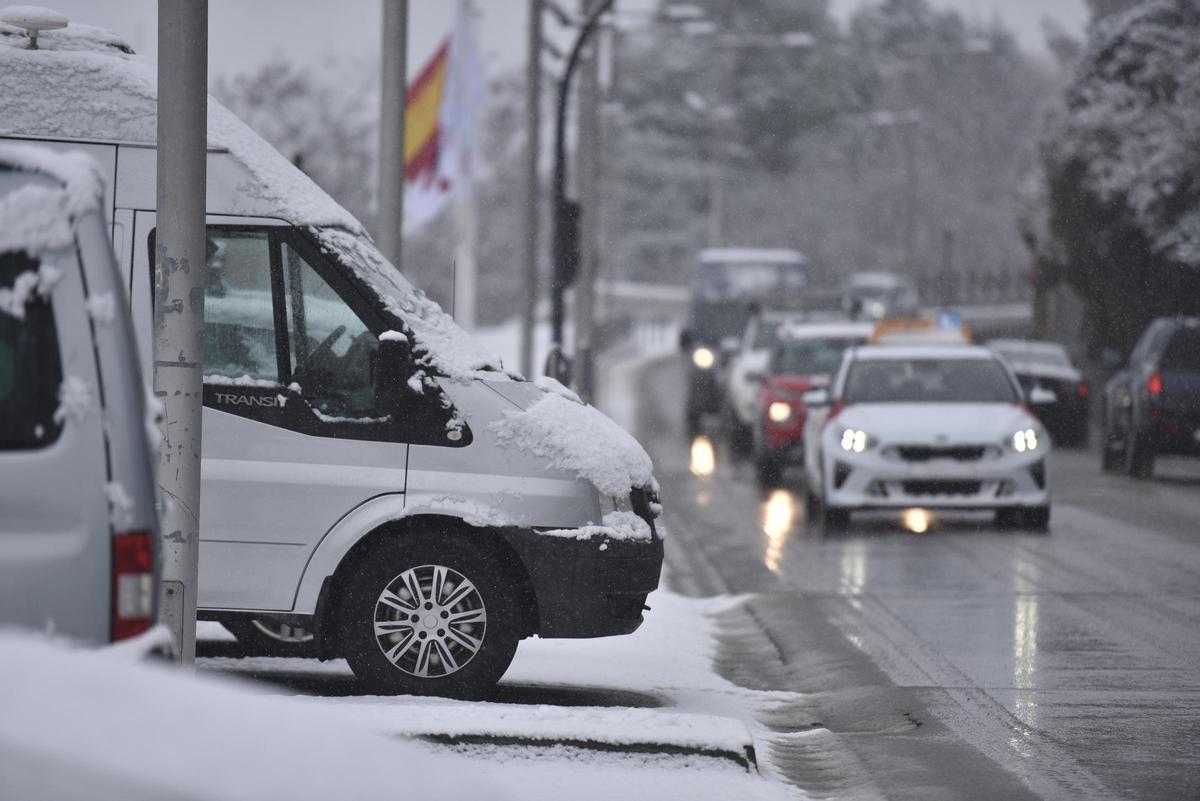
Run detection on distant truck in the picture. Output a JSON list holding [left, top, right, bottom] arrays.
[[679, 248, 808, 436]]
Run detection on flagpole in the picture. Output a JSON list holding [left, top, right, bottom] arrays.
[[452, 0, 479, 331], [377, 0, 408, 270]]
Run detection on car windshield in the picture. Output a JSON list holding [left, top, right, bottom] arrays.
[[693, 260, 807, 302], [772, 337, 862, 376], [843, 357, 1018, 403]]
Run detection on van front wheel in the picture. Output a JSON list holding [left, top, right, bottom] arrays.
[[341, 533, 522, 699]]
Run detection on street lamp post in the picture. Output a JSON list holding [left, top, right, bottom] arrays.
[[546, 0, 613, 381]]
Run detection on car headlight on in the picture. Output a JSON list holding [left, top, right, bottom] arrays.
[[692, 347, 715, 370], [767, 401, 793, 423], [840, 428, 872, 453], [1011, 428, 1039, 453]]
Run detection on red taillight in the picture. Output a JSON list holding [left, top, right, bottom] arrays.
[[112, 531, 155, 642], [1077, 382, 1089, 398], [1148, 371, 1163, 397]]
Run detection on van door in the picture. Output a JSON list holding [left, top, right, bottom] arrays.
[[0, 229, 110, 641], [132, 213, 410, 611]]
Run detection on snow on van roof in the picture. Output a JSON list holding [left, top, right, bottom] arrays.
[[0, 18, 360, 233], [0, 17, 506, 379], [0, 142, 103, 256]]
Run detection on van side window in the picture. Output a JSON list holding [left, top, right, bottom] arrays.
[[0, 251, 64, 449], [281, 241, 378, 419], [204, 230, 279, 383]]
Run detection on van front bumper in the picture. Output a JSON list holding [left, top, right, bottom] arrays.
[[503, 529, 664, 638]]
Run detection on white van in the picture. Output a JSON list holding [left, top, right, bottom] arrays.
[[0, 15, 662, 696], [0, 143, 159, 644]]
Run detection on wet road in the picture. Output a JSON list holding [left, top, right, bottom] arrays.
[[631, 355, 1200, 801]]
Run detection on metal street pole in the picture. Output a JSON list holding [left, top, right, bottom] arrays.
[[377, 0, 408, 269], [548, 0, 613, 379], [519, 0, 542, 377], [572, 10, 599, 401], [155, 0, 207, 666]]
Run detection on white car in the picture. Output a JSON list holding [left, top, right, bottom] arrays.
[[720, 311, 796, 456], [803, 345, 1051, 531]]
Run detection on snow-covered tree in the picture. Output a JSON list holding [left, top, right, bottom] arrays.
[[1038, 0, 1200, 351]]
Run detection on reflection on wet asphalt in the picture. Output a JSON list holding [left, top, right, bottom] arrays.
[[640, 356, 1200, 801]]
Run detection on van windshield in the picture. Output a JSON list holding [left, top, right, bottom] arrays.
[[693, 260, 807, 302], [312, 227, 504, 378]]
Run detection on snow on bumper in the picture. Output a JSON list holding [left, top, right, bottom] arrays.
[[822, 446, 1049, 509]]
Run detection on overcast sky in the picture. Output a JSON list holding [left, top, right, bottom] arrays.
[[43, 0, 1089, 86]]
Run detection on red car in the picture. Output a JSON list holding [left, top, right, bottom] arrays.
[[752, 322, 873, 486]]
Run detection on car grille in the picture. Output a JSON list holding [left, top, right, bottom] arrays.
[[890, 445, 992, 462], [902, 480, 982, 496]]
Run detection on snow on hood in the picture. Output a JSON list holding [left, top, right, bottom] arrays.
[[0, 143, 104, 256], [491, 392, 655, 497], [836, 403, 1037, 443]]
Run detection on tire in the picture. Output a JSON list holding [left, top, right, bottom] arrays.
[[340, 530, 524, 699], [1100, 442, 1122, 472], [995, 508, 1023, 529], [822, 505, 850, 531], [222, 617, 318, 658], [996, 506, 1050, 531], [726, 417, 753, 462], [1024, 505, 1051, 532], [755, 457, 781, 488], [1126, 429, 1155, 478], [803, 488, 820, 523]]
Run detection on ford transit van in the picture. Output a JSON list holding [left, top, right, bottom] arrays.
[[0, 15, 662, 696]]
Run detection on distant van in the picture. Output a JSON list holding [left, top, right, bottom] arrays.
[[0, 144, 159, 643], [679, 247, 808, 435], [0, 14, 661, 696]]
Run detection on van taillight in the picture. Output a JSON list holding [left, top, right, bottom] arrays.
[[112, 531, 154, 642], [1147, 371, 1163, 397]]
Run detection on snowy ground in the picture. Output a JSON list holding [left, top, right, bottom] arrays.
[[195, 590, 804, 800], [0, 589, 806, 800]]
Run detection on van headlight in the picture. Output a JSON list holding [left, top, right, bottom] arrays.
[[692, 347, 716, 369], [1011, 428, 1039, 453], [768, 401, 793, 423], [840, 428, 872, 453]]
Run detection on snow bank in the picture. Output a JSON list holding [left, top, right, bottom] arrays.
[[490, 392, 656, 497], [0, 630, 499, 801]]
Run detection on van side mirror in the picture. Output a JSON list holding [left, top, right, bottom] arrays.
[[802, 388, 831, 408], [375, 331, 412, 408], [679, 328, 694, 351]]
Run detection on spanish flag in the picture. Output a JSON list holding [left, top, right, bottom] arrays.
[[404, 5, 482, 229]]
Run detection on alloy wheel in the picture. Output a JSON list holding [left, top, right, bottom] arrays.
[[373, 564, 487, 678]]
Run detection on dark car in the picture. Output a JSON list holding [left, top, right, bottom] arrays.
[[989, 339, 1090, 446], [679, 248, 808, 436], [1102, 317, 1200, 476]]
